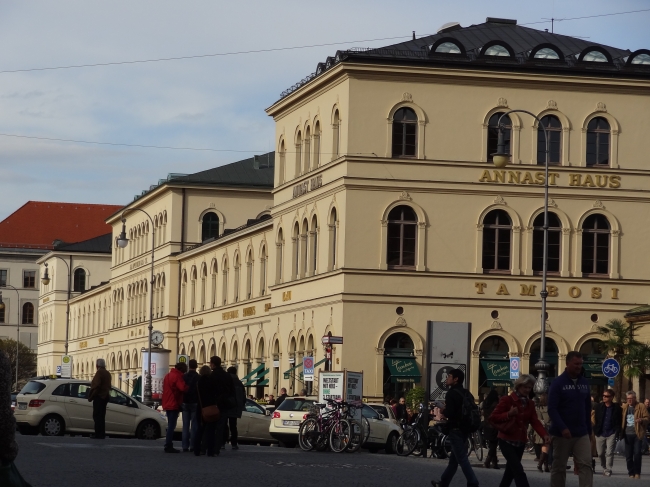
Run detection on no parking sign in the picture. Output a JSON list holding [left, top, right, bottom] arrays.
[[510, 357, 521, 380]]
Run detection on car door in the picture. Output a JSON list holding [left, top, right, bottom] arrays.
[[241, 399, 271, 441], [64, 382, 94, 431], [105, 388, 136, 434], [363, 405, 388, 444]]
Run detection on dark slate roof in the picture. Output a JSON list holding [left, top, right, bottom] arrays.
[[279, 18, 649, 99], [169, 152, 275, 188], [55, 233, 113, 253]]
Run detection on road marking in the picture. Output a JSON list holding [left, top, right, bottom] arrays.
[[37, 443, 158, 449], [259, 461, 389, 470]]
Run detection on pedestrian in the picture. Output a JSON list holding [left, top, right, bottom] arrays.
[[161, 362, 189, 453], [0, 350, 32, 487], [534, 393, 551, 472], [481, 389, 500, 469], [395, 397, 408, 422], [490, 374, 550, 487], [88, 358, 111, 440], [275, 387, 288, 408], [431, 368, 479, 487], [208, 356, 235, 455], [267, 394, 276, 406], [547, 351, 593, 487], [593, 388, 621, 477], [389, 398, 398, 417], [224, 366, 245, 450], [195, 365, 217, 456], [181, 359, 200, 453], [620, 390, 649, 479], [299, 388, 307, 396]]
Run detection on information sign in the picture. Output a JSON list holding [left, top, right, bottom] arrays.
[[602, 358, 620, 379], [61, 355, 73, 378], [346, 371, 363, 404], [56, 365, 62, 376], [510, 357, 521, 380], [303, 356, 314, 382], [318, 371, 344, 403], [177, 354, 189, 365]]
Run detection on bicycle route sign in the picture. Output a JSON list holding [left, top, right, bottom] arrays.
[[602, 358, 620, 379]]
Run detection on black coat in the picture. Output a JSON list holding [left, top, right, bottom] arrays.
[[395, 404, 408, 421], [593, 401, 622, 437], [197, 374, 217, 408], [275, 393, 288, 409], [211, 367, 235, 412], [442, 383, 465, 429], [183, 370, 199, 404], [227, 373, 246, 419]]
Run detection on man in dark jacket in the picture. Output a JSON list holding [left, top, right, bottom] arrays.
[[275, 388, 288, 408], [548, 351, 592, 487], [431, 368, 478, 487], [224, 366, 246, 450], [182, 359, 200, 452], [209, 356, 234, 455], [88, 358, 112, 439], [593, 388, 621, 476]]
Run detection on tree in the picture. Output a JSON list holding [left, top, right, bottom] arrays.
[[405, 386, 426, 411], [0, 339, 37, 391], [624, 342, 650, 401]]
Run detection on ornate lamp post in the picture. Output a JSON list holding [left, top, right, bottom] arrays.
[[116, 209, 156, 407], [492, 109, 551, 395], [0, 285, 21, 389], [41, 259, 72, 355]]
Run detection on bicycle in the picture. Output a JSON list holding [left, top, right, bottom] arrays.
[[298, 399, 353, 453], [343, 402, 370, 453]]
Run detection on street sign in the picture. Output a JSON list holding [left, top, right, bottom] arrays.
[[61, 355, 73, 378], [510, 357, 521, 380], [177, 354, 189, 365], [303, 356, 314, 382], [608, 378, 615, 387], [602, 358, 620, 379], [56, 365, 62, 376], [321, 336, 343, 345]]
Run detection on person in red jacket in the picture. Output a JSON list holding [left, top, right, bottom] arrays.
[[490, 374, 550, 487], [162, 362, 189, 453]]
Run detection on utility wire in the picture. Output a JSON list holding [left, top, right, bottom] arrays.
[[521, 8, 650, 26]]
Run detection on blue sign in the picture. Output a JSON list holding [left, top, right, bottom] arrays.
[[602, 358, 620, 379], [607, 378, 615, 387], [56, 365, 62, 376], [303, 356, 314, 381], [510, 357, 521, 380]]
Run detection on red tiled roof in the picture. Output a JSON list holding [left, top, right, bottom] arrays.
[[0, 201, 123, 250]]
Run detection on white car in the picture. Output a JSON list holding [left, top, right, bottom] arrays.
[[14, 378, 167, 439], [367, 402, 400, 426], [359, 404, 402, 454], [269, 397, 315, 448]]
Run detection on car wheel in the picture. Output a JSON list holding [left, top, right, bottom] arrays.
[[136, 420, 160, 440], [385, 431, 399, 454], [40, 415, 65, 437]]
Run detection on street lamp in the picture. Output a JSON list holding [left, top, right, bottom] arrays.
[[41, 259, 72, 356], [117, 211, 156, 407], [0, 285, 21, 389], [491, 109, 551, 395]]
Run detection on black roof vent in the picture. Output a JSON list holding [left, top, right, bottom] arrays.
[[486, 17, 517, 25]]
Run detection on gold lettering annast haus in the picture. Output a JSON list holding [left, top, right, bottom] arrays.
[[479, 170, 621, 189]]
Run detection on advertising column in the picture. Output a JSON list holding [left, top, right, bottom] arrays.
[[141, 348, 171, 402]]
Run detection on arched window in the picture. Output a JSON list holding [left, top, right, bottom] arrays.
[[310, 215, 318, 276], [332, 110, 340, 159], [484, 45, 511, 57], [392, 107, 417, 157], [387, 205, 417, 269], [279, 140, 286, 184], [630, 53, 650, 65], [73, 268, 86, 292], [537, 115, 562, 165], [246, 251, 253, 300], [329, 208, 338, 270], [482, 210, 512, 273], [435, 42, 461, 54], [304, 126, 311, 173], [292, 223, 300, 279], [313, 122, 321, 168], [534, 47, 560, 59], [201, 212, 219, 241], [582, 214, 610, 276], [234, 256, 240, 303], [200, 267, 207, 311], [260, 246, 267, 296], [276, 229, 284, 284], [582, 50, 608, 62], [22, 302, 34, 324], [211, 263, 218, 308], [532, 212, 562, 273], [586, 117, 610, 167], [295, 130, 302, 176], [487, 113, 511, 162], [222, 261, 228, 306]]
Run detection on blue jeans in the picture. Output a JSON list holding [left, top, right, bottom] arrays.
[[440, 429, 479, 487], [624, 434, 643, 476], [164, 410, 180, 449], [182, 403, 198, 450]]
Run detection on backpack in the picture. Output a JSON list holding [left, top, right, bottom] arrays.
[[451, 388, 481, 433]]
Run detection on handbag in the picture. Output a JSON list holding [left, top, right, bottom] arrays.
[[198, 390, 220, 423], [491, 416, 517, 434]]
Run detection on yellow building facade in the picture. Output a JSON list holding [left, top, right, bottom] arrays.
[[38, 18, 650, 399]]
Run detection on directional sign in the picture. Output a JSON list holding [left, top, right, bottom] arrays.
[[510, 357, 521, 380], [303, 356, 314, 382], [607, 378, 615, 387], [602, 358, 620, 379], [321, 336, 343, 345]]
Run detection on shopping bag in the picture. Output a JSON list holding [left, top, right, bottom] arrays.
[[615, 438, 625, 456]]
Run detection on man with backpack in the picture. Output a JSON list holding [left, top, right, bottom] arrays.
[[431, 368, 479, 487]]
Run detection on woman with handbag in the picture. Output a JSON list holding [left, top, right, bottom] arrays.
[[194, 365, 219, 457], [490, 375, 550, 487]]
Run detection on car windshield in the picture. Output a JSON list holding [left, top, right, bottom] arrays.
[[276, 399, 314, 412], [19, 381, 46, 395]]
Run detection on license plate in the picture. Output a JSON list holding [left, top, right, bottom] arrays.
[[282, 420, 301, 426], [18, 403, 27, 410]]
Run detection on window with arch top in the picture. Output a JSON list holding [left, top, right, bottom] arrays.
[[202, 212, 219, 241], [387, 205, 417, 269], [487, 113, 511, 162], [581, 214, 610, 276], [73, 268, 86, 292], [22, 302, 34, 324], [482, 210, 512, 272], [532, 212, 561, 273], [586, 117, 610, 167], [537, 115, 562, 165], [392, 108, 417, 157]]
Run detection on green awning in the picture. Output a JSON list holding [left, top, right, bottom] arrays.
[[480, 360, 511, 381], [314, 358, 326, 368], [385, 357, 421, 383], [244, 367, 269, 387], [131, 376, 142, 401], [257, 379, 269, 386], [241, 363, 265, 382], [283, 361, 304, 379], [583, 361, 606, 379]]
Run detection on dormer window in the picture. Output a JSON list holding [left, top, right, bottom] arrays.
[[582, 50, 608, 62], [435, 42, 461, 54], [631, 53, 650, 65], [484, 45, 510, 57], [534, 47, 560, 60]]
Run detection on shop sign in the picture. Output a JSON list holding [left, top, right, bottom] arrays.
[[292, 174, 323, 198], [222, 310, 239, 320], [480, 360, 510, 381], [478, 170, 621, 189], [474, 282, 619, 300]]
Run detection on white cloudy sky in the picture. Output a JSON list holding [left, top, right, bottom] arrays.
[[0, 0, 648, 220]]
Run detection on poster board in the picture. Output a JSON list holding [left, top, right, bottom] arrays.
[[318, 371, 344, 403]]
